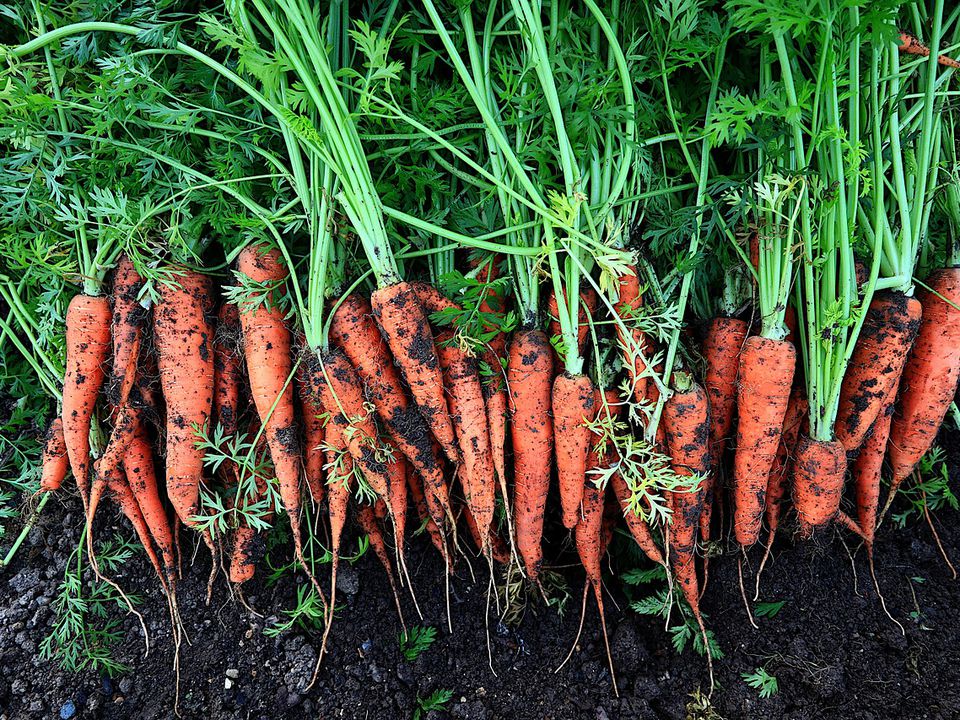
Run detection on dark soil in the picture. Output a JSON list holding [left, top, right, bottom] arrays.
[[3, 445, 960, 720]]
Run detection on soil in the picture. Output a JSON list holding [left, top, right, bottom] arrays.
[[3, 439, 960, 720]]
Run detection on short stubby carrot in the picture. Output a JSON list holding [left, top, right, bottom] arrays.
[[792, 436, 847, 533], [732, 336, 795, 546], [888, 269, 960, 491], [330, 293, 450, 525], [508, 329, 554, 581], [701, 316, 748, 541], [436, 332, 495, 544], [834, 292, 921, 453], [553, 373, 595, 529], [63, 294, 112, 502], [371, 282, 458, 464], [236, 245, 306, 559], [153, 269, 215, 526], [40, 417, 70, 493]]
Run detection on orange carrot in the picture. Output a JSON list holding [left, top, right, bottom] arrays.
[[701, 316, 748, 541], [887, 269, 960, 498], [236, 245, 306, 561], [40, 417, 70, 493], [153, 270, 215, 527], [296, 358, 326, 506], [213, 303, 243, 439], [371, 282, 458, 464], [436, 332, 495, 547], [553, 373, 595, 529], [614, 268, 648, 401], [732, 336, 795, 546], [898, 31, 960, 68], [509, 329, 554, 581], [229, 447, 273, 585], [107, 255, 145, 411], [792, 436, 847, 533], [834, 292, 922, 453], [462, 503, 510, 564], [124, 421, 176, 583], [357, 501, 405, 627], [108, 470, 167, 590], [611, 473, 665, 567], [763, 387, 807, 546], [407, 469, 450, 568], [547, 287, 598, 360], [329, 294, 451, 528], [481, 338, 509, 497], [853, 402, 894, 546], [62, 294, 112, 503]]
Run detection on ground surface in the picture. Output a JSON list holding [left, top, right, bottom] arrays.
[[2, 442, 959, 720]]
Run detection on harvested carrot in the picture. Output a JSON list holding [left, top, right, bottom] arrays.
[[509, 329, 554, 581], [701, 316, 748, 541], [887, 269, 960, 497], [853, 403, 895, 547], [153, 270, 215, 527], [296, 359, 326, 505], [763, 387, 807, 547], [40, 417, 70, 493], [124, 422, 176, 583], [63, 294, 112, 503], [547, 287, 598, 359], [236, 245, 306, 560], [733, 336, 795, 546], [834, 292, 921, 453], [108, 255, 145, 410], [371, 282, 458, 463], [357, 501, 405, 627], [436, 332, 495, 547], [407, 469, 450, 568], [898, 31, 960, 68], [213, 303, 243, 439], [792, 436, 847, 533], [614, 267, 648, 402], [611, 473, 665, 567], [553, 374, 595, 529], [108, 471, 167, 590]]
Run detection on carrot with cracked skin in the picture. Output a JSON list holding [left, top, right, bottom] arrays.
[[62, 294, 112, 504], [662, 375, 711, 669], [236, 245, 307, 561], [436, 332, 495, 546], [509, 329, 554, 581], [553, 373, 595, 529], [886, 270, 960, 506], [701, 316, 748, 541], [40, 418, 70, 493], [330, 294, 451, 528], [124, 421, 176, 584], [371, 282, 458, 464], [732, 336, 795, 546], [834, 292, 922, 453], [153, 269, 215, 527], [792, 436, 847, 534]]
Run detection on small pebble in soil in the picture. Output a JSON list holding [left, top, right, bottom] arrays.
[[226, 668, 239, 679], [101, 676, 113, 695], [59, 701, 76, 720], [119, 678, 132, 695]]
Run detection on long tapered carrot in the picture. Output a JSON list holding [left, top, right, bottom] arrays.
[[553, 373, 595, 529], [153, 269, 215, 527], [611, 473, 665, 567], [62, 294, 112, 503], [329, 294, 451, 528], [236, 245, 307, 561], [614, 267, 648, 402], [482, 338, 509, 497], [107, 255, 145, 410], [897, 31, 960, 68], [371, 282, 458, 464], [324, 415, 353, 611], [213, 303, 243, 439], [124, 421, 176, 583], [295, 352, 326, 505], [834, 292, 921, 453], [407, 469, 451, 568], [763, 387, 807, 546], [701, 316, 748, 541], [436, 332, 495, 547], [853, 402, 895, 547], [887, 269, 960, 501], [357, 501, 405, 629], [40, 417, 70, 493], [108, 470, 167, 590], [509, 329, 554, 581], [732, 336, 795, 546], [792, 436, 847, 533]]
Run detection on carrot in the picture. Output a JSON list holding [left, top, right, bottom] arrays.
[[662, 376, 712, 682], [213, 303, 243, 440], [107, 470, 167, 590], [898, 31, 960, 68], [40, 417, 70, 493], [407, 469, 450, 568], [371, 282, 458, 464], [324, 414, 353, 601], [553, 373, 595, 529], [701, 316, 748, 541], [852, 403, 895, 547], [481, 338, 509, 499], [124, 421, 176, 583], [462, 504, 510, 564], [732, 336, 795, 546], [509, 329, 554, 581], [763, 387, 807, 547], [62, 294, 112, 503], [611, 473, 665, 567], [107, 255, 145, 411], [792, 436, 847, 533], [296, 357, 326, 506], [236, 245, 307, 561], [229, 449, 273, 585], [887, 269, 960, 500], [436, 332, 495, 547], [153, 270, 215, 527], [834, 292, 922, 453], [614, 267, 648, 401], [385, 449, 409, 564], [357, 501, 405, 628], [547, 287, 598, 359], [329, 294, 451, 529]]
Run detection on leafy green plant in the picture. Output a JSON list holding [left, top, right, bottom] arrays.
[[742, 666, 779, 698], [892, 446, 959, 528], [264, 585, 327, 637], [399, 625, 438, 661], [414, 689, 453, 720], [754, 600, 786, 619]]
